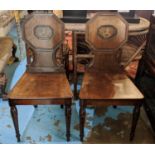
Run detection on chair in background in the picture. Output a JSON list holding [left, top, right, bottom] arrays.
[[0, 11, 19, 98], [8, 13, 73, 142], [0, 37, 17, 99], [135, 14, 155, 133], [78, 12, 144, 141]]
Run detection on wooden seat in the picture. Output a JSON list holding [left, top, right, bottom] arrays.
[[78, 12, 144, 142], [80, 71, 143, 100], [8, 13, 73, 142], [9, 72, 72, 100]]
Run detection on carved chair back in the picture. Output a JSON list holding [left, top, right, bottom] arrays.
[[85, 12, 129, 73], [23, 13, 65, 73]]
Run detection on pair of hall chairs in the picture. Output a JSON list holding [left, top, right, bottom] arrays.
[[8, 12, 143, 142]]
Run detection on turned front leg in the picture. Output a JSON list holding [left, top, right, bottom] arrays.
[[65, 102, 71, 141], [60, 105, 64, 109], [9, 101, 20, 142], [79, 100, 86, 142], [74, 72, 78, 100], [130, 104, 141, 141]]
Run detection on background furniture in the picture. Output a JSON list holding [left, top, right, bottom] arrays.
[[0, 11, 15, 37], [77, 12, 144, 141], [0, 37, 16, 98], [8, 13, 73, 142], [0, 11, 19, 98], [135, 14, 155, 133]]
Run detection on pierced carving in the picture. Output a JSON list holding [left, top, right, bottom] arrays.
[[34, 25, 54, 40], [97, 25, 117, 40]]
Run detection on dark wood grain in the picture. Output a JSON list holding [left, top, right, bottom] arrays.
[[79, 12, 144, 141], [8, 72, 72, 99], [79, 71, 143, 100], [9, 103, 20, 142], [130, 104, 141, 141], [8, 13, 72, 142], [23, 13, 65, 73]]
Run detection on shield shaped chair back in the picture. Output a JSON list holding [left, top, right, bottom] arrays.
[[23, 13, 65, 73], [85, 12, 129, 73]]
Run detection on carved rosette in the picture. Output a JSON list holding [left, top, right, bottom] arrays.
[[86, 12, 129, 52], [23, 13, 64, 51], [97, 25, 117, 40]]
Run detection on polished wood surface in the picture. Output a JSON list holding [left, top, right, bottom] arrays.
[[78, 12, 144, 142], [86, 13, 128, 52], [9, 13, 72, 142], [9, 72, 72, 99], [72, 16, 150, 97], [23, 13, 64, 51], [80, 71, 143, 100], [23, 13, 65, 73], [88, 52, 122, 73]]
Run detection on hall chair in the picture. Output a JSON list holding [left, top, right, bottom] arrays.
[[8, 13, 73, 142], [78, 12, 144, 141]]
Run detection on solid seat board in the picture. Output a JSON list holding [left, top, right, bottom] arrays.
[[79, 71, 144, 100], [8, 72, 73, 99]]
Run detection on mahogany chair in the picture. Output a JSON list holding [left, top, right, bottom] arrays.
[[8, 13, 73, 142], [79, 12, 144, 142]]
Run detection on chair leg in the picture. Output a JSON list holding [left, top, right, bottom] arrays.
[[130, 104, 141, 141], [73, 53, 78, 100], [34, 105, 38, 108], [79, 100, 86, 142], [65, 54, 70, 80], [65, 103, 71, 141], [74, 83, 77, 100], [9, 103, 20, 142], [74, 71, 78, 100]]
